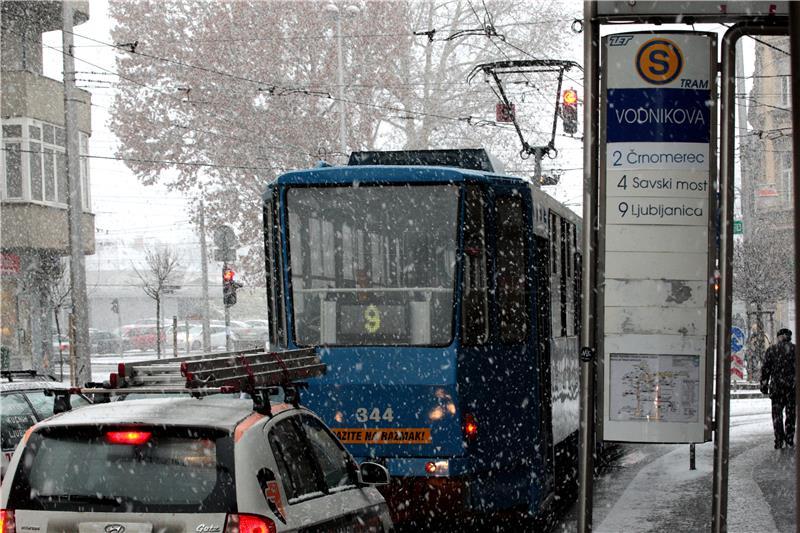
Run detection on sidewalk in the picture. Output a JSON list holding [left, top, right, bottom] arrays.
[[559, 398, 795, 532]]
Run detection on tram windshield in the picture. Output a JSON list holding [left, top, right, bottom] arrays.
[[286, 184, 459, 346]]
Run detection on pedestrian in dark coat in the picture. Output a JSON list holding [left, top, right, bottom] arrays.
[[760, 328, 796, 449]]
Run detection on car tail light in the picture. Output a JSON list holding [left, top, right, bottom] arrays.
[[224, 513, 277, 533], [0, 509, 16, 533], [106, 431, 152, 445], [463, 413, 478, 441], [117, 363, 126, 378]]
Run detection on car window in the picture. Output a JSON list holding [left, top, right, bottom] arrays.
[[8, 427, 236, 513], [24, 391, 90, 419], [1, 393, 38, 451], [299, 415, 355, 491], [267, 418, 321, 502]]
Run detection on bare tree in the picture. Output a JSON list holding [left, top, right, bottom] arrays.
[[133, 247, 182, 357], [40, 255, 72, 380], [107, 0, 577, 282], [733, 217, 794, 379]]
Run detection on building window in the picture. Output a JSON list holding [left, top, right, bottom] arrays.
[[4, 142, 23, 198], [782, 151, 793, 198], [1, 118, 90, 211]]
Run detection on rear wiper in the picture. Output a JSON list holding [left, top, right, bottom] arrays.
[[35, 494, 125, 506]]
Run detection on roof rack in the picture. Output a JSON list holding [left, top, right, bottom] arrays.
[[1, 369, 57, 382], [48, 347, 325, 416]]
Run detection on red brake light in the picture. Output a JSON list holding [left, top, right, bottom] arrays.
[[425, 461, 437, 474], [0, 509, 16, 533], [105, 431, 152, 445], [464, 413, 478, 440], [224, 513, 277, 533]]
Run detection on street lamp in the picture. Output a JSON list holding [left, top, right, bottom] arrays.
[[324, 3, 359, 160]]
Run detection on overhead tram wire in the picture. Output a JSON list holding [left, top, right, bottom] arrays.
[[2, 146, 287, 172], [33, 31, 315, 159], [64, 29, 543, 134]]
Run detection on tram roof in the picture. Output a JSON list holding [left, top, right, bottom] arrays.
[[269, 164, 526, 189]]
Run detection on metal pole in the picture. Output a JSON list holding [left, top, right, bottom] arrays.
[[116, 301, 123, 358], [712, 25, 738, 533], [788, 4, 800, 530], [68, 313, 77, 387], [185, 318, 190, 354], [172, 315, 178, 358], [533, 147, 544, 184], [335, 12, 347, 158], [198, 199, 211, 352], [62, 1, 91, 386], [690, 444, 696, 471], [224, 262, 232, 351], [714, 24, 788, 533], [577, 2, 598, 532]]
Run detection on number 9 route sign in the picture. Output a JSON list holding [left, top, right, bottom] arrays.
[[598, 32, 717, 444]]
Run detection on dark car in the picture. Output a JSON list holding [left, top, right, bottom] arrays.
[[1, 371, 92, 480], [89, 329, 124, 354]]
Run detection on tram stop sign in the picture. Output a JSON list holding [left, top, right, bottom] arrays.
[[214, 225, 237, 263]]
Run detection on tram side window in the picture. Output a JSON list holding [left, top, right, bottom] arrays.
[[462, 185, 488, 346], [563, 219, 575, 337], [550, 212, 577, 338], [550, 212, 562, 337], [496, 195, 529, 344]]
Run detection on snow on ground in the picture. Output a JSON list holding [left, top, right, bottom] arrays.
[[560, 397, 796, 533]]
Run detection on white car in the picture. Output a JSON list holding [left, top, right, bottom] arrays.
[[179, 323, 268, 352], [1, 395, 393, 532]]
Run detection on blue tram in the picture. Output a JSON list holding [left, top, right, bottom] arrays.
[[262, 149, 581, 521]]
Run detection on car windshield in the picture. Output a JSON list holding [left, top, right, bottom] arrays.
[[8, 427, 236, 513], [286, 184, 459, 347]]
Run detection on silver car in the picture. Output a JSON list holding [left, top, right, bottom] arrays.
[[1, 396, 393, 532]]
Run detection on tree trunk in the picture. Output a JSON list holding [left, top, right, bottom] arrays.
[[156, 294, 162, 358], [54, 308, 64, 381]]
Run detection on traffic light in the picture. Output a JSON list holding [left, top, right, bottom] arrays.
[[561, 88, 579, 135], [223, 268, 242, 307], [111, 298, 119, 314]]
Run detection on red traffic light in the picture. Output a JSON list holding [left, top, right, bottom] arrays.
[[223, 269, 235, 282], [562, 88, 578, 106]]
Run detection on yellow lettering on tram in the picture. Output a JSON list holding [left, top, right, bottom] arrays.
[[364, 305, 381, 333], [332, 428, 432, 444]]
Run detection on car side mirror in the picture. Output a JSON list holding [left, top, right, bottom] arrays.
[[358, 461, 389, 486]]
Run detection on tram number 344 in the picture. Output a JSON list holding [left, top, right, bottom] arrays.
[[356, 407, 395, 423]]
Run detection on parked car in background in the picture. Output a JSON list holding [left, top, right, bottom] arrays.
[[89, 329, 124, 354], [245, 319, 269, 329], [121, 325, 165, 351], [1, 371, 91, 480], [51, 333, 69, 354]]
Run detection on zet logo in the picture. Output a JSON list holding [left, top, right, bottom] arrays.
[[635, 38, 683, 85]]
